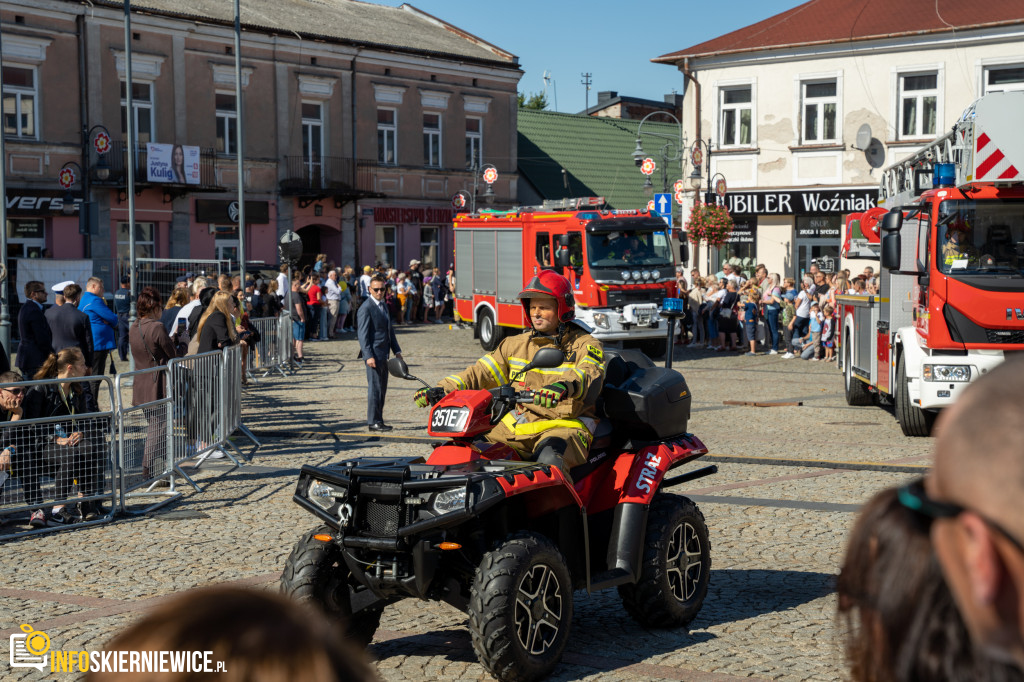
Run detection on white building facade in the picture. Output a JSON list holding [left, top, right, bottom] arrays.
[[656, 2, 1024, 279]]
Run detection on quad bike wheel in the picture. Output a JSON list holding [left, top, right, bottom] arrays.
[[468, 531, 573, 682], [619, 493, 711, 628], [280, 526, 382, 647]]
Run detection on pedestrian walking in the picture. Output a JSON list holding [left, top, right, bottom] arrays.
[[357, 273, 402, 432]]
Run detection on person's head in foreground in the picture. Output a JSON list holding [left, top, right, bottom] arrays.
[[86, 586, 378, 682]]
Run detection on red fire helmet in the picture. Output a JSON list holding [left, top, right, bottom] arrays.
[[518, 270, 575, 324]]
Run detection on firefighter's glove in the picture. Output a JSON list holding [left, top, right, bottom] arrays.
[[414, 387, 446, 408], [534, 382, 570, 409]]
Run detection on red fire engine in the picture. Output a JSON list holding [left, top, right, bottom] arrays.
[[452, 197, 685, 355], [838, 91, 1024, 435]]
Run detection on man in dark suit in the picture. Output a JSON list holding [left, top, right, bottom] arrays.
[[357, 273, 402, 431], [47, 283, 94, 368], [16, 280, 53, 379]]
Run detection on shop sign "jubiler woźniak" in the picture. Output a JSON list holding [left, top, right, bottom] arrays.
[[723, 188, 876, 216]]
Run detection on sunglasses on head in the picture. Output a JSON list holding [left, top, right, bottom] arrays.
[[898, 476, 1024, 554]]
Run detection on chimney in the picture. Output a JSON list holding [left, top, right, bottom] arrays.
[[597, 91, 617, 104]]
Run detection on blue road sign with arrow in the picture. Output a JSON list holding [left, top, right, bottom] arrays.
[[653, 193, 672, 219]]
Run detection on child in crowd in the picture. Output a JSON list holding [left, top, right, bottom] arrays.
[[780, 290, 796, 357], [822, 304, 836, 362], [743, 290, 759, 356], [807, 302, 824, 361]]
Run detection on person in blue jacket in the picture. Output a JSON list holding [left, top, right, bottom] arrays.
[[78, 276, 118, 396]]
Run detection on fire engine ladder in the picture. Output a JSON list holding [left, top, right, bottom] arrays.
[[879, 129, 961, 205]]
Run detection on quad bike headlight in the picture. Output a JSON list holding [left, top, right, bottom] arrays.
[[308, 479, 346, 511], [432, 487, 468, 515]]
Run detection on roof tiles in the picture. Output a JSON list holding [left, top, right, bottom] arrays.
[[518, 109, 684, 211], [655, 0, 1024, 61]]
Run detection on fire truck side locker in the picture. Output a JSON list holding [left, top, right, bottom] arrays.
[[454, 225, 524, 351]]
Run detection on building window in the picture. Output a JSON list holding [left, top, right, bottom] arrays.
[[984, 65, 1024, 94], [214, 224, 239, 266], [720, 86, 752, 147], [116, 221, 155, 275], [215, 92, 237, 155], [377, 109, 397, 165], [376, 225, 396, 267], [120, 81, 153, 144], [802, 80, 837, 144], [899, 73, 938, 139], [2, 65, 37, 139], [466, 117, 483, 169], [423, 114, 441, 168], [302, 102, 323, 186], [420, 227, 439, 268]]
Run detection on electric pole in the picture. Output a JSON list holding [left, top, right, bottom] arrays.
[[581, 72, 592, 111]]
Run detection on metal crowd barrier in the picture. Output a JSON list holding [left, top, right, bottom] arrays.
[[114, 366, 182, 514], [1, 343, 263, 537], [278, 313, 294, 372], [0, 376, 118, 538], [222, 345, 260, 455], [248, 314, 288, 379]]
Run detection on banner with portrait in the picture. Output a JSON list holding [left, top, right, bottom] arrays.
[[146, 143, 200, 185]]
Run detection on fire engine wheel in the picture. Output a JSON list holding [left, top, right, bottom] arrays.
[[468, 531, 573, 682], [895, 354, 936, 437], [478, 308, 503, 352], [844, 335, 873, 406], [619, 494, 711, 628], [280, 526, 382, 647]]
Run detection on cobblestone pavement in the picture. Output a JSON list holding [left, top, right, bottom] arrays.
[[0, 324, 932, 681]]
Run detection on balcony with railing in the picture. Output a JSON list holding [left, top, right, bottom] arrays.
[[89, 141, 225, 195], [280, 156, 382, 206]]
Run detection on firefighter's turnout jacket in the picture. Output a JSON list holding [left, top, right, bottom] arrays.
[[438, 323, 605, 468]]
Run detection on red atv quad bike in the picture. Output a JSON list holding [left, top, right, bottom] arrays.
[[281, 347, 715, 682]]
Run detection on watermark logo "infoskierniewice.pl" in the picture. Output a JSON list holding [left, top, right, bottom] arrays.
[[8, 623, 226, 674], [10, 624, 50, 671]]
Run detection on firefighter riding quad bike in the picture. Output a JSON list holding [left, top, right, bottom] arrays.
[[281, 347, 715, 681]]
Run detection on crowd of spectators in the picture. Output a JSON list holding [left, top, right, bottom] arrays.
[[674, 262, 879, 361]]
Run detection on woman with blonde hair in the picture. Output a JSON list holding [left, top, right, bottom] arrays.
[[160, 286, 190, 334], [195, 291, 238, 353]]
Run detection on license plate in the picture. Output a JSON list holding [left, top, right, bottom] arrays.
[[431, 406, 470, 432]]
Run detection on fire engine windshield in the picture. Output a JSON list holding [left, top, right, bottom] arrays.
[[587, 230, 673, 267], [937, 200, 1024, 276]]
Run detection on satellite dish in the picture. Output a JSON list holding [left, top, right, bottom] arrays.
[[853, 124, 872, 151], [278, 230, 303, 266]]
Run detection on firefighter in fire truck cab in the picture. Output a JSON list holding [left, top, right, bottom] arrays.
[[414, 270, 605, 478]]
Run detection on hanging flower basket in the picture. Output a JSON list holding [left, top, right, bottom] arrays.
[[685, 203, 735, 247]]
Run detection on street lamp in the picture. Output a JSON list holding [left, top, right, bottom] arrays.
[[58, 162, 84, 216], [88, 124, 113, 182], [632, 111, 685, 197], [460, 161, 498, 213]]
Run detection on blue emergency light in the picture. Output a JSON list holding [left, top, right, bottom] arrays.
[[934, 163, 956, 188], [661, 298, 685, 314]]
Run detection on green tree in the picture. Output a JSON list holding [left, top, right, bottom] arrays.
[[517, 91, 549, 110]]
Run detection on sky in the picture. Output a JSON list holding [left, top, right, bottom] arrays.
[[377, 0, 808, 114]]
